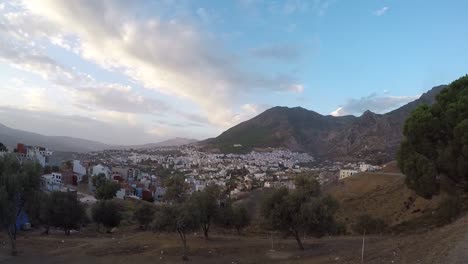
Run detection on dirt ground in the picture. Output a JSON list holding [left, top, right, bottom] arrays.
[[1, 213, 467, 264]]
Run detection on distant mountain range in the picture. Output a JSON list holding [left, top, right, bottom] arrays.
[[203, 85, 447, 163], [0, 124, 198, 152]]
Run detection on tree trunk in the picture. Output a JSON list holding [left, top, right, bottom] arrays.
[[43, 225, 50, 235], [7, 225, 18, 256], [178, 230, 189, 261], [235, 226, 241, 235], [203, 223, 210, 240], [293, 230, 304, 250]]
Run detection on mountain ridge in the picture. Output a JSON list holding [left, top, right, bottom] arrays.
[[0, 124, 198, 152], [204, 85, 447, 163]]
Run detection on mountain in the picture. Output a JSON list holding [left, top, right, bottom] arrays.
[[204, 85, 447, 163], [0, 124, 198, 152]]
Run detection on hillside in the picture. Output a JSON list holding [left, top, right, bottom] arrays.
[[204, 85, 446, 162], [0, 123, 197, 152], [324, 172, 443, 231]]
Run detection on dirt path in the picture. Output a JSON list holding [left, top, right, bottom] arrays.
[[446, 217, 468, 263]]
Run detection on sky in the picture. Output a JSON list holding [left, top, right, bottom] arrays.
[[0, 0, 467, 145]]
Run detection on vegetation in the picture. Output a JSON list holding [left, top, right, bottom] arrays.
[[261, 175, 339, 250], [0, 154, 42, 255], [95, 181, 120, 200], [134, 203, 156, 230], [153, 203, 199, 260], [352, 214, 387, 235], [231, 205, 251, 235], [434, 196, 463, 226], [398, 75, 468, 198], [49, 191, 86, 235], [0, 142, 8, 152], [163, 175, 189, 203], [92, 200, 122, 232], [189, 184, 220, 239]]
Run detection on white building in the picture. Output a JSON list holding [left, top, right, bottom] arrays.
[[41, 172, 62, 191], [92, 164, 111, 179], [73, 160, 87, 182], [339, 169, 359, 180]]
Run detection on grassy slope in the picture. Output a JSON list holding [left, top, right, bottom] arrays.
[[325, 172, 443, 232]]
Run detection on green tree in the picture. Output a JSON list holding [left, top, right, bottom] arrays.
[[164, 175, 189, 203], [397, 75, 468, 198], [95, 181, 120, 200], [261, 177, 339, 250], [25, 191, 53, 234], [0, 142, 7, 152], [134, 203, 156, 230], [91, 200, 121, 232], [189, 184, 220, 239], [231, 205, 250, 235], [49, 191, 86, 235], [92, 173, 108, 188], [153, 203, 199, 260], [0, 155, 41, 255]]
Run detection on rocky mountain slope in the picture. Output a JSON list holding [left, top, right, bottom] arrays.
[[205, 85, 446, 162]]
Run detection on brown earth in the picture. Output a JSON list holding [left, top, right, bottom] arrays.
[[1, 215, 467, 264]]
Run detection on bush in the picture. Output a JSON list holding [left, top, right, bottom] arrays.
[[353, 214, 386, 235], [435, 196, 463, 226], [92, 200, 121, 232], [134, 203, 155, 230]]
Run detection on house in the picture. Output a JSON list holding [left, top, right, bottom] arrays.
[[339, 169, 359, 180], [41, 172, 62, 191], [73, 160, 87, 182], [15, 143, 53, 167]]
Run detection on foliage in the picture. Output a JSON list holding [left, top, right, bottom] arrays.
[[0, 154, 42, 255], [152, 203, 199, 260], [231, 205, 251, 235], [134, 202, 156, 230], [0, 142, 7, 152], [95, 181, 120, 200], [92, 200, 121, 232], [352, 214, 387, 235], [435, 196, 463, 226], [49, 191, 86, 235], [261, 176, 339, 250], [92, 173, 108, 188], [24, 191, 53, 234], [189, 184, 220, 239], [397, 75, 468, 198], [163, 175, 189, 203]]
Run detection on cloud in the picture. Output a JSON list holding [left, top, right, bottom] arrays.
[[330, 93, 419, 116], [17, 0, 300, 127], [250, 43, 302, 62], [374, 6, 389, 16]]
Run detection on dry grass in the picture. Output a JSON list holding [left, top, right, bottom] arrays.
[[325, 172, 443, 230]]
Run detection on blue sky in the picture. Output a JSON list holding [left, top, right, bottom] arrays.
[[0, 0, 467, 144]]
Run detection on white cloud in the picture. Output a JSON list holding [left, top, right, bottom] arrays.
[[18, 0, 299, 128], [374, 6, 389, 16], [330, 93, 419, 116]]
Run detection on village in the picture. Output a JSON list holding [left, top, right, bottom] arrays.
[[2, 142, 381, 205]]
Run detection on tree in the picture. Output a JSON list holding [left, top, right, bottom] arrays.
[[0, 142, 7, 152], [153, 203, 199, 260], [163, 175, 189, 203], [397, 75, 468, 198], [261, 177, 339, 250], [189, 184, 220, 239], [95, 181, 120, 200], [92, 200, 121, 232], [49, 191, 86, 235], [0, 155, 42, 255], [92, 173, 108, 188], [134, 203, 156, 230], [231, 205, 250, 235], [24, 191, 53, 234]]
